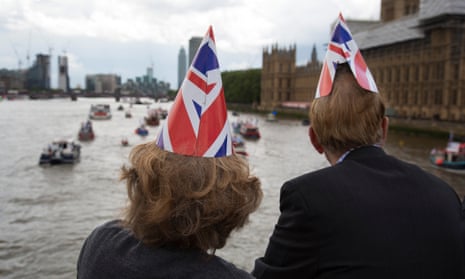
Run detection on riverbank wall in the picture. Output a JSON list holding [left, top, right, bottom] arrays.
[[227, 103, 465, 140]]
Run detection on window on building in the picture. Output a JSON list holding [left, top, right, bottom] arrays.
[[422, 90, 428, 105], [402, 90, 408, 104], [451, 89, 458, 106], [423, 64, 429, 81], [435, 63, 444, 80], [434, 89, 442, 105]]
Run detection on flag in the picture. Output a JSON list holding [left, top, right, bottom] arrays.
[[156, 26, 232, 157], [315, 13, 378, 98]]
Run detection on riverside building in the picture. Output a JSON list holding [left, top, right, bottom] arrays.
[[260, 0, 465, 121]]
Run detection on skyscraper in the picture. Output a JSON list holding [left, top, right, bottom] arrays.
[[25, 54, 50, 90], [177, 46, 187, 89], [58, 55, 70, 92], [188, 36, 202, 66]]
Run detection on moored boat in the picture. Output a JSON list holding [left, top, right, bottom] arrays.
[[430, 141, 465, 169], [39, 138, 81, 165]]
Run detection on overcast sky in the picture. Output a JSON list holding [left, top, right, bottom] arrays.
[[0, 0, 381, 89]]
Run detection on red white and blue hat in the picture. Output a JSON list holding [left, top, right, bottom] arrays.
[[156, 26, 233, 157], [315, 13, 378, 98]]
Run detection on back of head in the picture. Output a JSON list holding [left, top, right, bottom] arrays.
[[310, 63, 385, 154], [120, 142, 262, 252]]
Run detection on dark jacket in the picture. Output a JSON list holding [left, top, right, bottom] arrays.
[[252, 146, 465, 279], [77, 220, 253, 279]]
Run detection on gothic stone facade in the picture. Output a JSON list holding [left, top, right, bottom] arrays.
[[260, 0, 465, 121]]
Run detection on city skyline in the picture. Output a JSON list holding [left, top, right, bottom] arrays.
[[0, 0, 381, 89]]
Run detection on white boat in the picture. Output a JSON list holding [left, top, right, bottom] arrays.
[[39, 138, 81, 165], [89, 104, 112, 120]]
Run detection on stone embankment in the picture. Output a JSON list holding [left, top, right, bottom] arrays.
[[388, 118, 465, 139]]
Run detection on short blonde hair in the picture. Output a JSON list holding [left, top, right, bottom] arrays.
[[120, 142, 262, 253], [310, 63, 385, 154]]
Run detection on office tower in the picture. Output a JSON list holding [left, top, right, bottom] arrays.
[[177, 46, 187, 88], [188, 36, 202, 66], [25, 54, 50, 90], [58, 56, 70, 92]]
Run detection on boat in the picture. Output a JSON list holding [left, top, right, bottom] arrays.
[[135, 124, 149, 136], [266, 111, 278, 122], [430, 141, 465, 169], [232, 134, 248, 159], [155, 107, 168, 119], [39, 138, 81, 165], [89, 104, 112, 120], [121, 137, 129, 146], [78, 120, 95, 141], [239, 122, 261, 140], [145, 109, 160, 126]]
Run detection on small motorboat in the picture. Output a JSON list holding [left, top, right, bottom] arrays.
[[121, 137, 129, 146], [145, 109, 160, 126], [135, 125, 149, 136], [239, 122, 261, 140], [266, 111, 278, 122], [430, 141, 465, 169], [39, 138, 81, 165], [89, 104, 112, 120], [232, 134, 248, 159], [78, 120, 95, 141]]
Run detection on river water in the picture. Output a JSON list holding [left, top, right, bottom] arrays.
[[1, 97, 464, 278]]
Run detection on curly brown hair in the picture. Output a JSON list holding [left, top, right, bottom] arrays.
[[120, 141, 262, 253]]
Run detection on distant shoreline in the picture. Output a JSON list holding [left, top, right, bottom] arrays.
[[227, 103, 465, 140]]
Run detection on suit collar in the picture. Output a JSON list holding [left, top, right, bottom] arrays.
[[337, 145, 385, 163]]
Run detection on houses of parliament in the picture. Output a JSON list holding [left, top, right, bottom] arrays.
[[260, 0, 465, 122]]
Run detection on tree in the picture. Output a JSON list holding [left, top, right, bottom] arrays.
[[222, 69, 261, 104]]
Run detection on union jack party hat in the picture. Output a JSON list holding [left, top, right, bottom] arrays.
[[156, 26, 233, 157], [315, 13, 378, 98]]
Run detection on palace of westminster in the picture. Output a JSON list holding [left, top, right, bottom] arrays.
[[260, 0, 465, 122]]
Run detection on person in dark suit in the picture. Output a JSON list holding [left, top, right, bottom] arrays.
[[252, 14, 465, 278]]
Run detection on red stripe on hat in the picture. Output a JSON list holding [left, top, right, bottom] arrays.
[[328, 43, 349, 59], [196, 88, 227, 155], [207, 26, 215, 43], [167, 92, 197, 155], [354, 51, 370, 91], [187, 71, 216, 94], [318, 63, 333, 97]]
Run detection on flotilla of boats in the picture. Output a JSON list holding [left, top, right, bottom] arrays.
[[37, 102, 264, 165], [39, 101, 169, 165]]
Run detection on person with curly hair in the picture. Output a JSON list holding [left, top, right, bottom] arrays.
[[77, 143, 262, 279], [77, 26, 262, 279]]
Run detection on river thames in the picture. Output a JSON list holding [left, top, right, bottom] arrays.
[[1, 97, 464, 278]]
